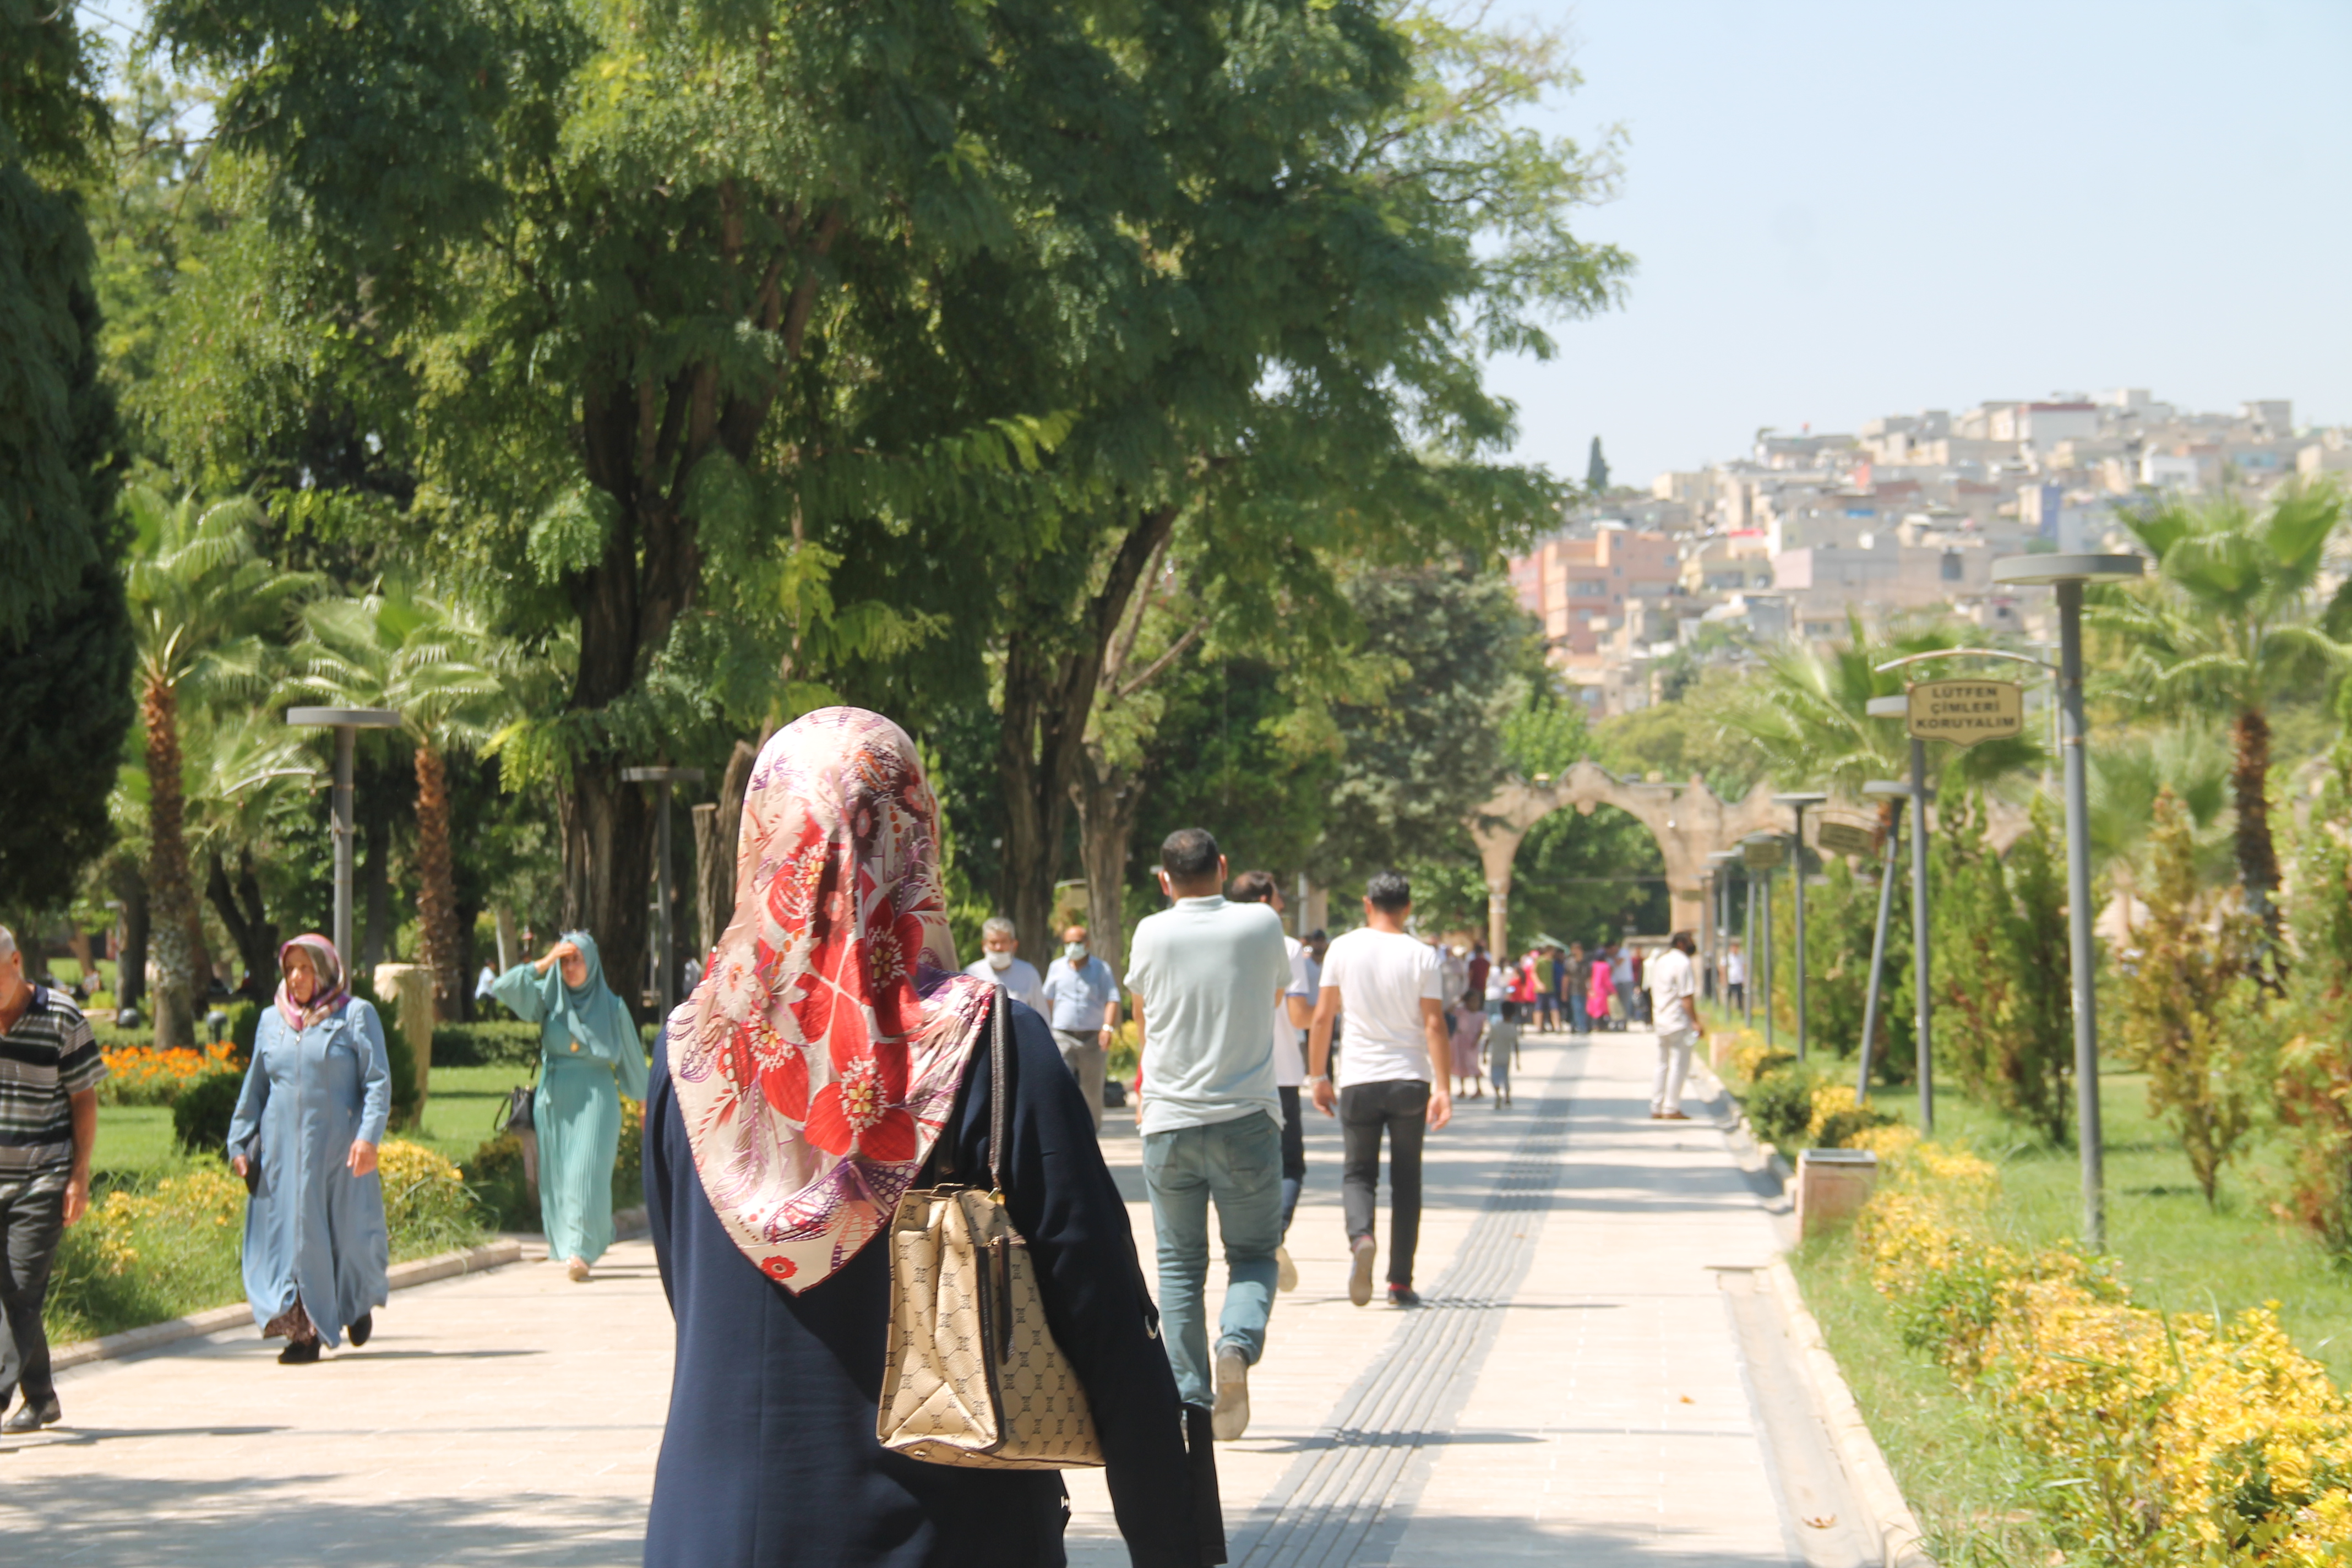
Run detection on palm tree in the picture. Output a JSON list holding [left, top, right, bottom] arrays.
[[1712, 611, 2043, 824], [2094, 482, 2348, 922], [124, 489, 315, 1047], [2086, 721, 2234, 931], [184, 709, 322, 1001], [286, 589, 507, 1019]]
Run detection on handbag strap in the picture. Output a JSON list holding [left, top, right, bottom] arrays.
[[987, 983, 1010, 1198]]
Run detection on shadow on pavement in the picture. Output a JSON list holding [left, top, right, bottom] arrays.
[[0, 1473, 649, 1567]]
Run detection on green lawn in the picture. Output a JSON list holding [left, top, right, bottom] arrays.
[[93, 1062, 526, 1184]]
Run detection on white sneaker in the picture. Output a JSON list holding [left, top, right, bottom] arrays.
[[1348, 1234, 1376, 1308], [1276, 1245, 1298, 1293], [1212, 1346, 1251, 1440]]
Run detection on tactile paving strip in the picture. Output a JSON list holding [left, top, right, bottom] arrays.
[[1231, 1046, 1583, 1568]]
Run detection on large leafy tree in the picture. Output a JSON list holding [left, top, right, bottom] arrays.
[[978, 6, 1629, 948], [287, 590, 508, 1017], [0, 2, 136, 911], [2095, 483, 2348, 923], [124, 488, 314, 1044]]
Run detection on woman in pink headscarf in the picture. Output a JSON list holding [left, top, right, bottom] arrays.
[[642, 709, 1208, 1568]]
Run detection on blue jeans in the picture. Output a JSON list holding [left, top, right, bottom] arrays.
[[1568, 992, 1588, 1033], [1142, 1113, 1283, 1406]]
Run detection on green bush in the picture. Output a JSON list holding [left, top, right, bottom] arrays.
[[1745, 1066, 1819, 1150], [463, 1131, 539, 1232], [431, 1020, 542, 1067], [172, 1071, 248, 1158], [1816, 1102, 1897, 1150], [223, 999, 262, 1054]]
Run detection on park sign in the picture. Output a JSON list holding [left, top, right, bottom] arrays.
[[1816, 819, 1879, 857], [1743, 839, 1785, 872], [1905, 679, 2026, 748]]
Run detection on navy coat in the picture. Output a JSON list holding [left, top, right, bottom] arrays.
[[643, 999, 1206, 1568]]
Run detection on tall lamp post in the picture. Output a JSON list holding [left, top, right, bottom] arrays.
[[1706, 850, 1739, 1012], [624, 766, 706, 1017], [1990, 552, 2144, 1251], [286, 706, 401, 966], [1866, 694, 1936, 1132], [1773, 792, 1828, 1060], [1743, 833, 1783, 1047]]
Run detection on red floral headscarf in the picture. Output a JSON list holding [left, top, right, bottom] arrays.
[[666, 707, 992, 1291]]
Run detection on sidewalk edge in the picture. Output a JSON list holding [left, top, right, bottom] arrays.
[[1765, 1257, 1936, 1568], [50, 1237, 526, 1373]]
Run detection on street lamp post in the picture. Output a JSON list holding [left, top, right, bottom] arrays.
[[624, 766, 707, 1019], [1990, 553, 2145, 1251], [286, 706, 401, 966], [1706, 851, 1739, 1012], [1741, 853, 1756, 1026], [1855, 779, 1910, 1104], [1865, 694, 1936, 1133], [1743, 833, 1782, 1048], [1773, 792, 1828, 1060]]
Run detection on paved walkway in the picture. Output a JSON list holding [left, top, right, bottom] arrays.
[[2, 1029, 1869, 1567]]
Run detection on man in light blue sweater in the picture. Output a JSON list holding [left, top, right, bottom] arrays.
[[1125, 827, 1291, 1441]]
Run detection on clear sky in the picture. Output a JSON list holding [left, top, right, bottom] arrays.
[[1487, 0, 2352, 487]]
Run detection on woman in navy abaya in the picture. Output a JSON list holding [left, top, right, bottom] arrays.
[[643, 708, 1207, 1568]]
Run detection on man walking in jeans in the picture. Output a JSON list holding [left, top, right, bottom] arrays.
[[1306, 872, 1453, 1308], [1127, 829, 1292, 1440], [0, 925, 105, 1432]]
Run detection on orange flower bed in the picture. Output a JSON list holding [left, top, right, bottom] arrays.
[[99, 1041, 246, 1106]]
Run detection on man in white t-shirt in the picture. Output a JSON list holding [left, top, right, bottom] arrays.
[[1127, 830, 1292, 1440], [1227, 871, 1315, 1294], [1724, 940, 1746, 1012], [1646, 930, 1701, 1120], [963, 916, 1048, 1016], [1305, 870, 1453, 1309]]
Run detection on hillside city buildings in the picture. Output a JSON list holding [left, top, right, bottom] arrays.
[[1512, 390, 2351, 716]]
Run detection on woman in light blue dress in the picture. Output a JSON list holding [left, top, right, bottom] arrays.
[[491, 932, 646, 1281], [227, 934, 391, 1364]]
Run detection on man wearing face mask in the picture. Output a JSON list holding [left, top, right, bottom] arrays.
[[1040, 924, 1121, 1131], [963, 915, 1048, 1017]]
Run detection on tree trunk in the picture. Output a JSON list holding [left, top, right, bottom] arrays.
[[141, 677, 199, 1048], [2232, 706, 2278, 923], [995, 507, 1182, 957], [361, 815, 393, 970], [1072, 753, 1146, 978], [557, 764, 654, 1015], [111, 857, 148, 1016], [412, 741, 466, 1020], [205, 848, 279, 1003], [694, 738, 759, 957]]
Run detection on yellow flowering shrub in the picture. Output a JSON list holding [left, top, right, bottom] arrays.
[[80, 1166, 246, 1276], [1851, 1136, 2352, 1562]]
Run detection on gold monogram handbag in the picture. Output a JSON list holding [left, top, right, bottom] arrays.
[[877, 987, 1106, 1469]]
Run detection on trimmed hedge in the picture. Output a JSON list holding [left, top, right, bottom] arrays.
[[432, 1020, 543, 1068]]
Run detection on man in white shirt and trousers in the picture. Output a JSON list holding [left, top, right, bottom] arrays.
[[964, 914, 1048, 1016], [1306, 870, 1453, 1310], [1647, 930, 1701, 1121]]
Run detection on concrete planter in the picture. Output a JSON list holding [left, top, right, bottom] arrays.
[[1795, 1148, 1878, 1240]]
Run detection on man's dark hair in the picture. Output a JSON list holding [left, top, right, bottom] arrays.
[[1228, 869, 1278, 904], [1305, 928, 1327, 944], [1161, 827, 1221, 882], [1365, 870, 1412, 913], [1672, 930, 1696, 954]]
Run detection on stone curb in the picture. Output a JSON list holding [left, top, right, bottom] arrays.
[[53, 1197, 656, 1377], [1766, 1259, 1935, 1568], [1694, 1053, 1934, 1568]]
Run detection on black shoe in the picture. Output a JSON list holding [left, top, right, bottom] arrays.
[[2, 1395, 61, 1433], [277, 1340, 322, 1365], [1387, 1285, 1420, 1308], [347, 1311, 373, 1348]]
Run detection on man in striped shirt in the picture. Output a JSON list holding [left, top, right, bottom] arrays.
[[0, 924, 105, 1433]]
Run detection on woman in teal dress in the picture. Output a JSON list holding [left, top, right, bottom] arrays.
[[227, 934, 391, 1364], [491, 933, 647, 1281]]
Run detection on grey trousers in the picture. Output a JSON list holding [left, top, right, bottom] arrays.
[[1052, 1029, 1107, 1131], [0, 1178, 67, 1407]]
